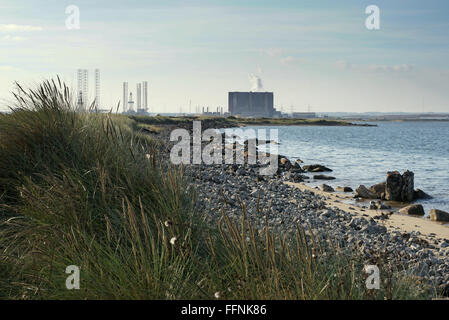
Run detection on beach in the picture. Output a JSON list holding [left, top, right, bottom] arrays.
[[150, 122, 449, 291]]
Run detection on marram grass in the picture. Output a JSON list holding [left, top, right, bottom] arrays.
[[0, 79, 430, 300]]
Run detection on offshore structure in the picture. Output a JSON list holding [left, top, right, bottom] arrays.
[[76, 68, 101, 111], [122, 81, 149, 114]]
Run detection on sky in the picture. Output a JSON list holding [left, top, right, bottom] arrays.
[[1, 0, 449, 113]]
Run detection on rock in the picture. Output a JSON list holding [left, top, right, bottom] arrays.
[[250, 189, 265, 198], [303, 164, 332, 172], [295, 159, 303, 164], [320, 184, 335, 192], [429, 209, 449, 222], [385, 171, 403, 201], [348, 217, 368, 230], [361, 224, 387, 234], [313, 175, 336, 180], [355, 185, 378, 199], [292, 173, 308, 182], [385, 170, 414, 202], [379, 203, 391, 210], [414, 189, 433, 200], [336, 186, 353, 192], [369, 182, 386, 199], [292, 161, 302, 170], [369, 201, 378, 210], [399, 204, 425, 216], [280, 158, 292, 170], [401, 170, 414, 202]]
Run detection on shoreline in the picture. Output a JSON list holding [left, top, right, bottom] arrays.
[[287, 182, 449, 241], [145, 120, 449, 289]]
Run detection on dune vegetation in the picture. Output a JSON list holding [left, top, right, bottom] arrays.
[[0, 80, 427, 299]]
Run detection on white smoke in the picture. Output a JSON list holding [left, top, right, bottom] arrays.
[[249, 74, 263, 91]]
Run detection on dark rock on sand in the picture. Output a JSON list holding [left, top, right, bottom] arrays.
[[385, 170, 414, 202], [369, 182, 386, 199], [336, 186, 353, 192], [355, 185, 378, 199], [429, 209, 449, 222], [401, 170, 415, 202], [320, 184, 335, 192], [385, 171, 403, 201], [399, 204, 425, 216]]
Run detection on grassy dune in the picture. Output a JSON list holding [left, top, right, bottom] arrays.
[[0, 80, 426, 299]]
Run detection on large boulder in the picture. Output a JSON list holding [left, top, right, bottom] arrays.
[[385, 171, 403, 201], [355, 185, 378, 199], [399, 204, 425, 216], [429, 209, 449, 222], [385, 170, 414, 202], [303, 164, 332, 172], [401, 170, 415, 202]]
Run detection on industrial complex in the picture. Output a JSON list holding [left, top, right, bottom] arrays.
[[75, 71, 316, 118], [228, 92, 277, 117], [122, 81, 150, 115], [76, 68, 102, 111]]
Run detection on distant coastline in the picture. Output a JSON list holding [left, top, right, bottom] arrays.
[[130, 115, 377, 129]]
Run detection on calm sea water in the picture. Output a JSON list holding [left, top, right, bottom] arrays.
[[240, 121, 449, 215]]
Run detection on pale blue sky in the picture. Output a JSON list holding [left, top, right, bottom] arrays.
[[1, 0, 449, 112]]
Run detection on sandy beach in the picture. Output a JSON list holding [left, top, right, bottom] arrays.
[[287, 181, 449, 244]]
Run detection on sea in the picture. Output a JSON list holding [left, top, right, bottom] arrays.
[[231, 121, 449, 216]]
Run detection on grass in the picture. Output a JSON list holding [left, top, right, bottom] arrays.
[[0, 79, 430, 300], [129, 114, 370, 132]]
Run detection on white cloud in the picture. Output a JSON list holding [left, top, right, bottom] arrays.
[[334, 60, 351, 70], [367, 64, 413, 73], [0, 24, 43, 32], [261, 48, 284, 57], [280, 56, 305, 65], [1, 35, 25, 42], [334, 60, 413, 73]]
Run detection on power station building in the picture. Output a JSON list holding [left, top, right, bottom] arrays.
[[228, 92, 274, 117]]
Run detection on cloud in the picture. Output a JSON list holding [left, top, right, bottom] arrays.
[[0, 24, 43, 32], [280, 56, 305, 65], [334, 60, 351, 70], [334, 60, 413, 73], [367, 64, 413, 73], [261, 48, 284, 57], [1, 35, 25, 42]]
